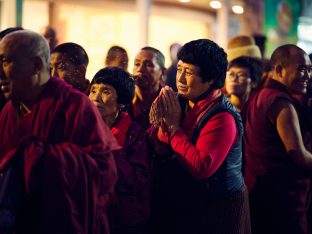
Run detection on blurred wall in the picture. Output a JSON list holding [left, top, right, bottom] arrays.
[[22, 0, 214, 79]]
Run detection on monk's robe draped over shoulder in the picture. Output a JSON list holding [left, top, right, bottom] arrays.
[[0, 77, 119, 234]]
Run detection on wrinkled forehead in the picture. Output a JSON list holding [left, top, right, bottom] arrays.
[[0, 35, 22, 54], [91, 83, 116, 92]]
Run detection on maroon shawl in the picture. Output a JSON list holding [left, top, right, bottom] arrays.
[[0, 78, 119, 234]]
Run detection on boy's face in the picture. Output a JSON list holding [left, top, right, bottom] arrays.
[[50, 52, 86, 90]]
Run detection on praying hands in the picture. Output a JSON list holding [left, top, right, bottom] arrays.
[[150, 86, 181, 133]]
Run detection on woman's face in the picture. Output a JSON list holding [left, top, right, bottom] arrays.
[[89, 83, 118, 119], [176, 60, 212, 101], [225, 66, 252, 98]]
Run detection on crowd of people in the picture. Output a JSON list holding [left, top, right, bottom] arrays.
[[0, 26, 311, 234]]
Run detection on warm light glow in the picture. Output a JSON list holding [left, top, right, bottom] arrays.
[[232, 5, 244, 14], [46, 2, 211, 78], [210, 1, 222, 9], [179, 0, 191, 3]]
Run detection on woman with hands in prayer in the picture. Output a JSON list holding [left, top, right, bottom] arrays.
[[149, 39, 251, 234]]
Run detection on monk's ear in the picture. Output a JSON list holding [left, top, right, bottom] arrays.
[[275, 64, 283, 77], [158, 67, 166, 81], [33, 56, 44, 75]]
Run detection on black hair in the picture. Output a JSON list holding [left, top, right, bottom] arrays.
[[177, 39, 227, 89], [91, 67, 134, 106], [0, 27, 24, 40], [141, 46, 165, 69], [52, 42, 89, 66], [228, 56, 263, 83], [105, 46, 128, 62]]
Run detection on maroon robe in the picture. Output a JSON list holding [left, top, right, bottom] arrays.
[[243, 79, 312, 234], [0, 77, 119, 234]]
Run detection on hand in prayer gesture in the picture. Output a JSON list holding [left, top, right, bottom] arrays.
[[150, 86, 181, 133], [149, 94, 163, 128]]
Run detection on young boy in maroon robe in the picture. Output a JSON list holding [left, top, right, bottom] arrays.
[[50, 42, 90, 94], [0, 30, 119, 234]]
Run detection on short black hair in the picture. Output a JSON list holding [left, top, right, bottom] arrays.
[[228, 56, 263, 83], [141, 46, 165, 69], [91, 67, 134, 106], [105, 46, 128, 63], [0, 27, 24, 40], [52, 42, 89, 66], [177, 39, 227, 89]]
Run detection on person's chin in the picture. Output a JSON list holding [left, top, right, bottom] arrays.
[[294, 83, 308, 95], [94, 104, 105, 111], [177, 92, 189, 100], [297, 88, 307, 95], [4, 92, 12, 100], [230, 87, 243, 94], [136, 81, 149, 89]]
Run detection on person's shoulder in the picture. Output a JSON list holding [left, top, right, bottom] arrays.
[[127, 121, 149, 143], [0, 101, 14, 119], [128, 121, 145, 136], [268, 97, 297, 123], [67, 87, 89, 103], [45, 78, 96, 118], [50, 78, 90, 104], [256, 84, 292, 109]]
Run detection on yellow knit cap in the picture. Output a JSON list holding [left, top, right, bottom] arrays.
[[227, 35, 261, 62]]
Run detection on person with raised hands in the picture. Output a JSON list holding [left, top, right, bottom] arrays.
[[149, 39, 250, 234]]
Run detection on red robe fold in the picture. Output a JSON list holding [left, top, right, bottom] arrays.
[[0, 77, 119, 234]]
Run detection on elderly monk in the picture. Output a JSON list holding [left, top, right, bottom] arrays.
[[0, 30, 119, 234]]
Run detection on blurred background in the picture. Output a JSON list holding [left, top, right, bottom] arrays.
[[1, 0, 312, 78]]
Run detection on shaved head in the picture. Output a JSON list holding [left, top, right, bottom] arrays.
[[269, 44, 311, 95], [270, 44, 306, 68], [0, 30, 51, 104]]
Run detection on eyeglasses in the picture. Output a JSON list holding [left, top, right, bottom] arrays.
[[226, 71, 250, 82]]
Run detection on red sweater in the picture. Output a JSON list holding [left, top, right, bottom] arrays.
[[158, 89, 238, 180]]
